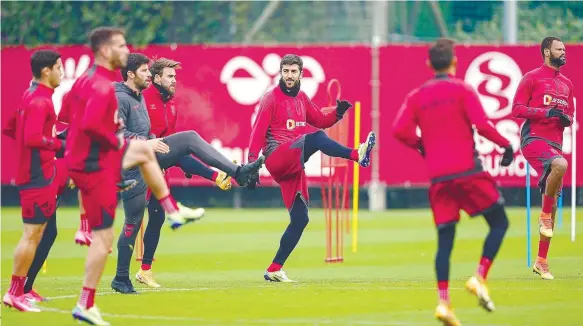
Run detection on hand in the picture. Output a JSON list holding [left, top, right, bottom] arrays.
[[500, 145, 514, 167], [336, 99, 353, 118], [68, 178, 76, 189], [147, 138, 170, 154], [547, 107, 572, 126]]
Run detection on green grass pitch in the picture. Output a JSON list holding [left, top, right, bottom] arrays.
[[1, 206, 582, 325]]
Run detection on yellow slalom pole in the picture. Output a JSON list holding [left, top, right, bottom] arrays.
[[352, 101, 361, 253], [42, 261, 47, 274]]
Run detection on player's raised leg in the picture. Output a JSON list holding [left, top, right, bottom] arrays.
[[177, 154, 232, 190], [303, 129, 376, 168]]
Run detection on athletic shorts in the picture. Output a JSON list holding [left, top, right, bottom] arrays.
[[521, 140, 564, 195], [69, 143, 128, 230], [19, 159, 70, 224], [429, 172, 504, 226], [265, 136, 308, 210]]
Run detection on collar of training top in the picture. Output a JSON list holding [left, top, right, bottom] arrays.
[[279, 78, 301, 97], [540, 63, 562, 76], [154, 82, 174, 102], [30, 81, 55, 95], [92, 64, 118, 81], [434, 73, 453, 79]]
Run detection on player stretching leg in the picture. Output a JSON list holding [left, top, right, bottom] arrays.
[[2, 50, 69, 311], [247, 54, 376, 282], [110, 54, 244, 293], [393, 39, 514, 326], [512, 37, 574, 280], [63, 27, 224, 325]]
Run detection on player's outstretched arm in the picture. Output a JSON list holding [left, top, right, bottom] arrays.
[[511, 75, 547, 120], [23, 99, 64, 151], [305, 96, 347, 129], [393, 91, 422, 150], [248, 94, 273, 163]]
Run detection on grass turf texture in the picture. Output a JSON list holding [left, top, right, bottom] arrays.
[[1, 207, 582, 326]]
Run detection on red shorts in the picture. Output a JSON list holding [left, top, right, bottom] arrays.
[[265, 136, 308, 210], [20, 159, 70, 224], [69, 144, 128, 230], [429, 172, 503, 226], [521, 140, 564, 195]]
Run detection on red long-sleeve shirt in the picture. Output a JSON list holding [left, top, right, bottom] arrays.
[[143, 85, 177, 138], [512, 64, 575, 150], [2, 82, 63, 188], [393, 74, 511, 183], [61, 64, 121, 172], [248, 85, 338, 162]]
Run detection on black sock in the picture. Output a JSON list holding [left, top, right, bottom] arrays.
[[435, 223, 456, 282], [177, 155, 214, 181], [303, 130, 352, 162], [482, 206, 509, 260], [24, 214, 57, 293], [272, 195, 309, 265], [142, 198, 166, 266]]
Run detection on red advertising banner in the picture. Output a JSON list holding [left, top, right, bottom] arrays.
[[1, 44, 581, 187]]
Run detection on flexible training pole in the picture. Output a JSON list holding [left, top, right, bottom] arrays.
[[352, 101, 361, 253]]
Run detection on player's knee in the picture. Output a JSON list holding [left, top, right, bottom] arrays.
[[551, 157, 568, 176], [484, 206, 509, 231], [184, 130, 201, 142]]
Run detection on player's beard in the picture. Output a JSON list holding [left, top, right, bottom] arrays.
[[279, 78, 301, 97], [550, 54, 566, 67]]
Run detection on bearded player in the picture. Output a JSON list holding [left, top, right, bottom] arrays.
[[393, 38, 514, 326], [2, 50, 69, 312], [63, 27, 222, 325], [512, 36, 574, 280], [248, 54, 376, 282]]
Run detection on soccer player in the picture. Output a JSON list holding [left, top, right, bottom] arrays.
[[110, 54, 242, 293], [512, 36, 574, 280], [248, 54, 376, 282], [1, 50, 68, 312], [136, 56, 265, 288], [62, 27, 241, 325], [393, 39, 514, 326]]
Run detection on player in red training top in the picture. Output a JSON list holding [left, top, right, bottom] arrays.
[[512, 36, 574, 280], [63, 27, 216, 325], [248, 54, 376, 282], [1, 50, 69, 312], [393, 39, 514, 326]]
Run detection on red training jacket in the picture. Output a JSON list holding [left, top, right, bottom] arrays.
[[512, 64, 575, 150], [143, 85, 177, 138], [248, 84, 339, 163], [393, 74, 511, 183], [60, 65, 121, 172], [2, 82, 63, 188]]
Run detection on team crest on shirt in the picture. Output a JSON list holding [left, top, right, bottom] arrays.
[[150, 104, 156, 110]]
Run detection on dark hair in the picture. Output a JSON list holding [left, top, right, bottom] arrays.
[[149, 58, 181, 78], [89, 26, 125, 53], [541, 36, 562, 59], [429, 38, 455, 71], [280, 54, 303, 72], [30, 50, 61, 79], [121, 53, 150, 81]]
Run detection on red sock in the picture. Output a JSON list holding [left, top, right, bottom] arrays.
[[79, 287, 96, 309], [477, 257, 493, 280], [538, 240, 550, 259], [267, 262, 282, 272], [211, 171, 219, 182], [159, 194, 179, 213], [349, 149, 359, 162], [8, 275, 26, 296], [141, 264, 152, 271], [437, 280, 449, 303], [542, 195, 555, 214]]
